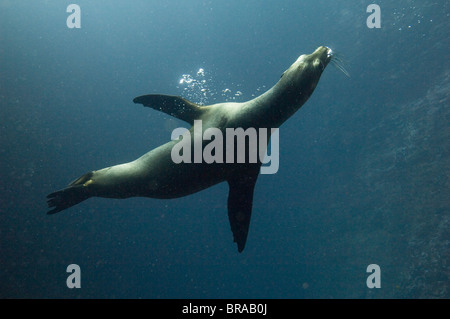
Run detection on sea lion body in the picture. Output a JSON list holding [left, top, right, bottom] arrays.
[[47, 46, 333, 252]]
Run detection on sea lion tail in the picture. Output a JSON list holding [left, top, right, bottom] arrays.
[[46, 172, 94, 215]]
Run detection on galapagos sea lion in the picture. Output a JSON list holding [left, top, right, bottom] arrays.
[[47, 46, 333, 252]]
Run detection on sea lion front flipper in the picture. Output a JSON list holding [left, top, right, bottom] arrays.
[[133, 94, 206, 125], [227, 168, 260, 253]]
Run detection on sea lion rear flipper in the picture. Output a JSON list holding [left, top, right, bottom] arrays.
[[227, 169, 260, 253], [46, 186, 90, 215], [133, 94, 206, 125], [46, 171, 93, 215]]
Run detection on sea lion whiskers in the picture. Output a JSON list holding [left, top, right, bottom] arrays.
[[328, 50, 350, 77]]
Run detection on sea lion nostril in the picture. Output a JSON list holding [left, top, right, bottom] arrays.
[[326, 46, 333, 58]]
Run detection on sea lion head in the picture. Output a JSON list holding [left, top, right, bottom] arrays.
[[295, 46, 332, 72], [253, 46, 335, 127], [281, 46, 333, 92]]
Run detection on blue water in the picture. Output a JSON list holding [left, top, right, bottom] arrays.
[[1, 0, 449, 298]]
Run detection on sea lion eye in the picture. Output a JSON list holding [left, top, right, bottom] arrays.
[[313, 59, 321, 68]]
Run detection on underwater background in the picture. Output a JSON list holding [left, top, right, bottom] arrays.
[[1, 0, 449, 298]]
